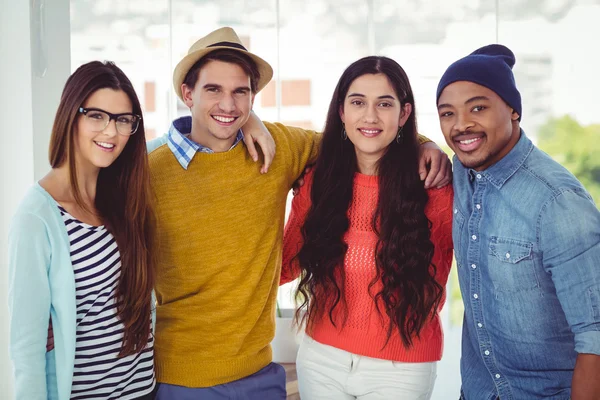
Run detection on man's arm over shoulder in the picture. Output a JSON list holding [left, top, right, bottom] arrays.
[[417, 134, 431, 144], [264, 122, 321, 184]]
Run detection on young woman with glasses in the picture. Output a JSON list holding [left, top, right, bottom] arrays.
[[8, 61, 158, 400]]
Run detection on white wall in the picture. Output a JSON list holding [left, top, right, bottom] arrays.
[[0, 0, 71, 397]]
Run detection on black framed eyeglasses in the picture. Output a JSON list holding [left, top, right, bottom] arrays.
[[78, 107, 141, 136]]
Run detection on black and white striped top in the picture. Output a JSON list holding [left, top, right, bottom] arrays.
[[59, 206, 155, 400]]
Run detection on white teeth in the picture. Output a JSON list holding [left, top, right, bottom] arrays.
[[213, 115, 235, 123], [460, 138, 480, 145], [360, 129, 380, 134], [95, 141, 115, 149]]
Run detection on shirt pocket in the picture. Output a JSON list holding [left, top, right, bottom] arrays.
[[488, 236, 539, 293]]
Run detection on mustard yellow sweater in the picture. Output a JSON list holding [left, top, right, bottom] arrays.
[[148, 122, 319, 387]]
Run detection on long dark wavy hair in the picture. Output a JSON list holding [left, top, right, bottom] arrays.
[[49, 61, 156, 357], [295, 56, 443, 348]]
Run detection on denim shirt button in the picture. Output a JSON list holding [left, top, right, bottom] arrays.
[[471, 264, 477, 269], [476, 174, 482, 179], [476, 204, 481, 210], [505, 252, 511, 259], [495, 374, 501, 379], [454, 208, 458, 214], [472, 235, 477, 240], [484, 350, 490, 355], [473, 294, 479, 299], [478, 323, 483, 328]]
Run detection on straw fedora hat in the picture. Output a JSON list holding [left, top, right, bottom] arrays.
[[173, 27, 273, 102]]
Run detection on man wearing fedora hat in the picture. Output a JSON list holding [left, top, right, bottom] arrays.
[[146, 26, 452, 399]]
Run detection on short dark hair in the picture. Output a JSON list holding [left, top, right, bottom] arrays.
[[182, 49, 260, 93]]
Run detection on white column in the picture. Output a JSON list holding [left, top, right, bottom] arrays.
[[0, 0, 71, 397]]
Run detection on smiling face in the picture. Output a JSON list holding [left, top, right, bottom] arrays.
[[437, 81, 520, 171], [340, 73, 411, 173], [74, 88, 132, 173], [182, 60, 255, 152]]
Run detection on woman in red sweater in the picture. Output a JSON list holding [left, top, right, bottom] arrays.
[[281, 56, 454, 399]]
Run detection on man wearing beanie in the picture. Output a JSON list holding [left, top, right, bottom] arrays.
[[145, 27, 451, 399], [437, 44, 600, 400]]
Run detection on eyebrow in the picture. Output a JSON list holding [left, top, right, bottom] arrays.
[[203, 84, 251, 92], [347, 93, 397, 100], [83, 107, 134, 116], [465, 95, 490, 104], [437, 95, 491, 110]]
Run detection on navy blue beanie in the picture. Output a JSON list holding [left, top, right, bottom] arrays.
[[436, 44, 522, 120]]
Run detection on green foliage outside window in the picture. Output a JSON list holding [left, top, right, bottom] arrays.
[[537, 115, 600, 205]]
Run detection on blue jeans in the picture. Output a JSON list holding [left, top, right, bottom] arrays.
[[155, 362, 286, 400]]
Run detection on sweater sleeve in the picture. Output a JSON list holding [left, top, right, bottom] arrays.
[[264, 122, 321, 185], [417, 134, 431, 145], [281, 171, 314, 285], [8, 212, 52, 400], [425, 184, 454, 287]]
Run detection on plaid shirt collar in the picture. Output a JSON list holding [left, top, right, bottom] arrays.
[[167, 116, 244, 170]]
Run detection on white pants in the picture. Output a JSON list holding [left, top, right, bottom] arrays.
[[296, 335, 437, 400]]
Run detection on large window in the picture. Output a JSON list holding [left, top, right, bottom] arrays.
[[70, 1, 600, 145], [71, 1, 172, 139], [70, 1, 600, 398]]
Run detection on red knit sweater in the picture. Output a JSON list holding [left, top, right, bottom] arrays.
[[281, 170, 454, 362]]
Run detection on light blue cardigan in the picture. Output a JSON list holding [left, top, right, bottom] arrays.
[[7, 184, 155, 400]]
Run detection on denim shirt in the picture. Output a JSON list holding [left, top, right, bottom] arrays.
[[453, 131, 600, 400]]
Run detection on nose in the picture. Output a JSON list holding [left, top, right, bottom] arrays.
[[454, 111, 474, 133], [363, 104, 378, 123], [218, 93, 236, 113], [103, 119, 119, 137]]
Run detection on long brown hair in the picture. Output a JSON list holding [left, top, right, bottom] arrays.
[[295, 56, 443, 348], [49, 61, 156, 357]]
